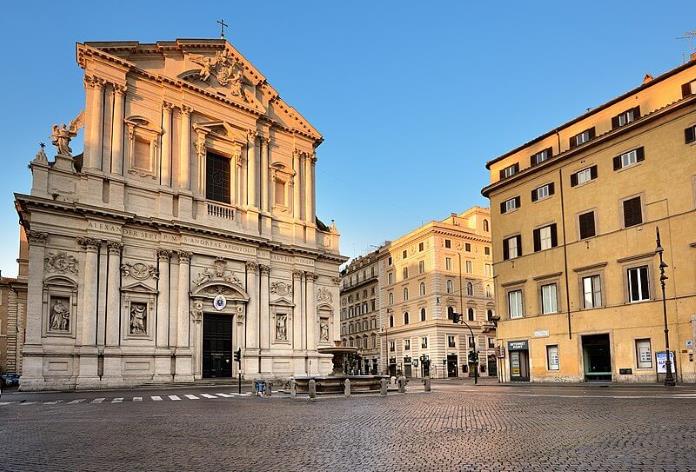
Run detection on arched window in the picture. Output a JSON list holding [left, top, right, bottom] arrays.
[[466, 282, 474, 296], [420, 307, 426, 322], [446, 279, 453, 294], [447, 306, 455, 320], [389, 315, 394, 328], [388, 292, 394, 305], [419, 282, 426, 296], [403, 287, 409, 301], [485, 284, 492, 298], [468, 307, 475, 321], [487, 309, 494, 321], [483, 219, 489, 232], [404, 312, 410, 325]]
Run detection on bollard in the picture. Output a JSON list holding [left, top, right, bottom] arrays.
[[398, 376, 407, 393], [290, 378, 297, 398], [423, 378, 431, 392], [308, 379, 317, 399], [344, 379, 351, 398], [380, 378, 388, 396]]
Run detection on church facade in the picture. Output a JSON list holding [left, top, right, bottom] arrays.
[[15, 39, 345, 391]]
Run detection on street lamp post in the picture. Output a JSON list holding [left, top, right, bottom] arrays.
[[656, 227, 676, 387], [452, 312, 478, 385]]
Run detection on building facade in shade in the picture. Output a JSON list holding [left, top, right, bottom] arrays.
[[379, 208, 497, 379], [339, 247, 382, 374], [15, 39, 346, 391], [482, 54, 696, 383], [0, 230, 29, 377]]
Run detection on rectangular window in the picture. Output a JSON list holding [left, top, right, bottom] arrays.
[[418, 242, 424, 252], [465, 260, 473, 273], [578, 211, 596, 239], [418, 260, 425, 274], [404, 339, 411, 350], [532, 183, 555, 202], [682, 80, 696, 97], [421, 337, 428, 349], [571, 165, 598, 187], [388, 272, 393, 285], [485, 264, 493, 277], [402, 250, 407, 259], [546, 345, 560, 370], [503, 235, 522, 260], [444, 239, 452, 249], [500, 163, 520, 180], [623, 196, 643, 228], [402, 267, 408, 279], [541, 283, 558, 314], [531, 147, 553, 166], [445, 257, 452, 271], [484, 246, 491, 256], [612, 106, 640, 129], [635, 339, 652, 369], [448, 335, 456, 348], [488, 338, 495, 349], [389, 341, 395, 352], [628, 265, 650, 302], [508, 289, 523, 319], [582, 275, 602, 309], [465, 243, 471, 252], [685, 125, 696, 144], [613, 147, 645, 170], [206, 152, 231, 204], [533, 224, 557, 252], [501, 196, 521, 214], [388, 256, 392, 266], [570, 127, 596, 148]]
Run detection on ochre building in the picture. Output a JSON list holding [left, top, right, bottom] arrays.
[[15, 39, 345, 391], [482, 54, 696, 383], [379, 208, 497, 379]]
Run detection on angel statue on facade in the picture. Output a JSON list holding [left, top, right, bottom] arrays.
[[51, 111, 83, 157]]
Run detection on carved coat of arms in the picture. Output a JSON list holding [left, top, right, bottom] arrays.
[[193, 258, 242, 287], [45, 252, 79, 275], [189, 49, 246, 100]]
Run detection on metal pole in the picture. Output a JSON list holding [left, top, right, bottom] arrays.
[[656, 227, 675, 387], [459, 317, 478, 385]]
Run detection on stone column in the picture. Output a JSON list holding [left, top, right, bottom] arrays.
[[304, 152, 313, 224], [292, 270, 303, 350], [259, 264, 271, 351], [111, 84, 126, 175], [156, 250, 171, 348], [176, 251, 191, 348], [245, 261, 259, 374], [293, 150, 302, 220], [306, 271, 317, 351], [168, 253, 179, 347], [260, 136, 270, 212], [78, 237, 101, 346], [179, 106, 192, 190], [160, 102, 174, 186], [84, 75, 105, 170], [230, 147, 240, 206], [105, 241, 122, 347], [309, 153, 316, 224], [246, 130, 258, 207]]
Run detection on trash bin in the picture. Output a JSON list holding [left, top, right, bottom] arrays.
[[254, 379, 266, 395]]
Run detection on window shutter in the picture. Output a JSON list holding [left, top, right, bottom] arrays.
[[636, 147, 645, 162], [516, 235, 522, 256], [633, 106, 641, 119], [499, 169, 505, 180], [683, 82, 692, 98], [569, 136, 576, 148], [513, 163, 520, 174], [514, 196, 521, 208], [570, 173, 578, 187], [579, 212, 595, 239], [500, 201, 507, 214], [590, 165, 598, 179], [588, 128, 596, 140], [531, 188, 538, 202], [611, 115, 620, 129], [613, 155, 622, 170], [533, 228, 541, 252], [550, 223, 558, 247], [503, 239, 509, 260], [530, 155, 536, 167], [546, 147, 553, 158], [685, 126, 696, 144], [548, 182, 555, 195]]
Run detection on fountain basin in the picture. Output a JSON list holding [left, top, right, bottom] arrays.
[[293, 375, 389, 395]]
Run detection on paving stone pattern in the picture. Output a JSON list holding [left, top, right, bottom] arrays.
[[1, 391, 695, 471]]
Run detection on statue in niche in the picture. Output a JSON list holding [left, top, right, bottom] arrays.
[[320, 320, 330, 342], [275, 314, 287, 341], [130, 303, 147, 335], [49, 298, 70, 331]]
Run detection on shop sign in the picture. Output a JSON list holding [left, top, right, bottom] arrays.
[[533, 330, 549, 338], [508, 340, 528, 351]]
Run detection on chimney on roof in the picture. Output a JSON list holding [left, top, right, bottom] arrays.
[[691, 52, 696, 62], [642, 74, 654, 84]]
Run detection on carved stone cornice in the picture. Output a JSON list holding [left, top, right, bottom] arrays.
[[106, 241, 123, 254], [157, 249, 173, 260], [178, 251, 193, 263], [77, 237, 101, 251], [245, 261, 258, 273], [26, 231, 49, 246], [259, 264, 271, 275]]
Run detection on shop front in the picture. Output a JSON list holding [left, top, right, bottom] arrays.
[[508, 340, 530, 382]]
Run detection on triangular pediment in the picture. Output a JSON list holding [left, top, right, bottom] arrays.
[[77, 39, 321, 142]]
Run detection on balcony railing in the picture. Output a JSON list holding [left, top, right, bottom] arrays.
[[207, 202, 234, 220]]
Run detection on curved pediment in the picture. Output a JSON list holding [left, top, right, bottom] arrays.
[[43, 274, 78, 288], [192, 280, 249, 302]]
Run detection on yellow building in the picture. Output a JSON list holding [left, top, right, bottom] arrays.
[[482, 54, 696, 383], [379, 208, 497, 379]]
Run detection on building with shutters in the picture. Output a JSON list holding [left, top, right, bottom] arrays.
[[14, 38, 346, 391], [482, 54, 696, 383]]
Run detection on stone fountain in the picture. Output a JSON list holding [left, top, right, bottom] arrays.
[[292, 343, 388, 395]]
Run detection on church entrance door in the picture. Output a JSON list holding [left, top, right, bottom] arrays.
[[203, 313, 233, 378]]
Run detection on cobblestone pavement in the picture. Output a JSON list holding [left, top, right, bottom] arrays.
[[2, 384, 696, 471]]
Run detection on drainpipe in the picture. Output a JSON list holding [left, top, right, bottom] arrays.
[[559, 166, 572, 340]]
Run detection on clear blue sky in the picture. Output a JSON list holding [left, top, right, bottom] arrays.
[[0, 1, 693, 276]]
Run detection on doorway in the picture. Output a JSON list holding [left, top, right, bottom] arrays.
[[404, 356, 412, 377], [203, 313, 233, 378], [487, 354, 498, 376], [447, 354, 458, 377], [582, 334, 612, 381], [508, 341, 530, 381]]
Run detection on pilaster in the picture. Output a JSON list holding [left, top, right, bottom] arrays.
[[160, 101, 174, 188], [174, 251, 193, 381], [155, 249, 172, 380], [244, 261, 259, 374], [77, 236, 101, 387]]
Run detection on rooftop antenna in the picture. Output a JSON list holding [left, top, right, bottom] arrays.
[[217, 18, 229, 39], [676, 31, 696, 63]]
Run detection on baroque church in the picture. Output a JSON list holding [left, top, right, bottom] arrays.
[[15, 38, 346, 390]]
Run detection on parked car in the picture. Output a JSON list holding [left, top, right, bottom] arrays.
[[0, 373, 19, 387]]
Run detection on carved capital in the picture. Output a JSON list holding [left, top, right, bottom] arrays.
[[84, 75, 106, 89], [112, 83, 127, 95], [304, 271, 318, 281], [178, 251, 192, 263], [246, 130, 258, 141], [331, 277, 341, 285], [259, 264, 271, 275], [77, 237, 101, 251], [157, 249, 173, 260], [245, 261, 258, 273], [27, 231, 49, 246], [106, 241, 123, 254], [162, 101, 175, 111], [292, 270, 304, 279], [261, 135, 271, 145], [181, 105, 193, 115]]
